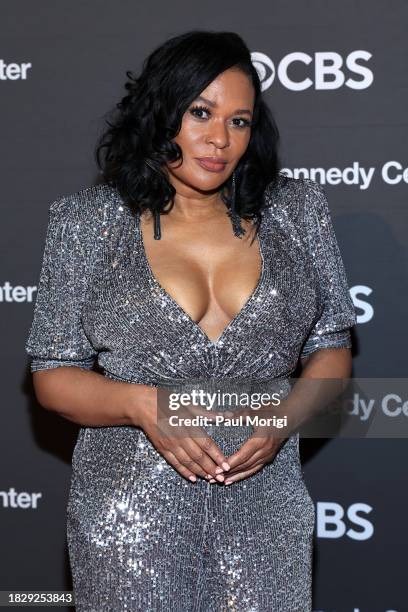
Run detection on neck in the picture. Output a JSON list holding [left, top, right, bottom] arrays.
[[165, 169, 229, 222]]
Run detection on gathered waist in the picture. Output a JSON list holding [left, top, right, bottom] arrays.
[[102, 367, 294, 388], [102, 368, 295, 411]]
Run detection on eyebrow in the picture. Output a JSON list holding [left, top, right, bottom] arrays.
[[194, 95, 253, 116]]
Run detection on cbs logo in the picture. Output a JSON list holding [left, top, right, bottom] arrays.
[[317, 502, 373, 540], [251, 50, 373, 91]]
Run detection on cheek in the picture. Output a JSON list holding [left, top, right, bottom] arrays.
[[178, 115, 203, 137], [173, 125, 202, 154], [232, 130, 251, 153]]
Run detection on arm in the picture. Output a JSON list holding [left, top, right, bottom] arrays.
[[32, 367, 231, 482], [26, 194, 155, 428], [281, 179, 355, 433], [221, 179, 357, 483], [25, 193, 230, 482], [31, 350, 350, 443], [300, 346, 352, 379], [219, 347, 352, 482], [285, 178, 356, 430], [32, 367, 154, 428], [281, 346, 352, 435]]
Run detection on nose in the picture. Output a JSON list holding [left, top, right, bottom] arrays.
[[205, 121, 230, 148]]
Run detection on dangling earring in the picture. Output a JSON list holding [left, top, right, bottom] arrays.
[[144, 158, 162, 239], [153, 209, 161, 240], [226, 171, 246, 238]]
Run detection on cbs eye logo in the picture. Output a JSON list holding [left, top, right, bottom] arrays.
[[251, 52, 276, 91], [251, 50, 373, 91]]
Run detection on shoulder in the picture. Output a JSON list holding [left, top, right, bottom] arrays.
[[49, 182, 123, 221], [46, 182, 128, 246], [263, 174, 329, 222], [264, 174, 325, 209]]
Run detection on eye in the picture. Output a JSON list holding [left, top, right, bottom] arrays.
[[232, 117, 252, 129], [189, 105, 252, 128], [189, 104, 211, 120]]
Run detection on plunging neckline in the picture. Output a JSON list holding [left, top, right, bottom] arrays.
[[137, 210, 266, 347]]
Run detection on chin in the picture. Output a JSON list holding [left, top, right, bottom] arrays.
[[194, 178, 226, 193]]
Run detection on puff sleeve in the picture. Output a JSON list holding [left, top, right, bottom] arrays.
[[25, 197, 98, 372], [300, 179, 356, 358]]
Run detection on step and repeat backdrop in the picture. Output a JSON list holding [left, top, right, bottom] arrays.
[[1, 1, 407, 610]]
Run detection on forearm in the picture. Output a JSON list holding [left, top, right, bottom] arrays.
[[278, 347, 353, 436], [32, 366, 155, 428]]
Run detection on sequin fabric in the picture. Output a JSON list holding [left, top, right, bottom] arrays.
[[25, 174, 356, 611]]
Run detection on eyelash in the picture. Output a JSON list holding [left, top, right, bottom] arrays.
[[189, 104, 252, 128]]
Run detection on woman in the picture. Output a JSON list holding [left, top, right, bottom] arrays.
[[25, 30, 356, 611]]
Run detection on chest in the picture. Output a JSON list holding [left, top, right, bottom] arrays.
[[139, 213, 263, 335], [82, 207, 322, 359]]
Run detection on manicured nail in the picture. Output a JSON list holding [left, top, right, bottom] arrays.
[[215, 474, 224, 482], [209, 478, 216, 483], [222, 462, 231, 471], [224, 479, 233, 485], [189, 475, 197, 482], [215, 466, 223, 474]]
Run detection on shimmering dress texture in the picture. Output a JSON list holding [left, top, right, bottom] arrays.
[[25, 175, 356, 612]]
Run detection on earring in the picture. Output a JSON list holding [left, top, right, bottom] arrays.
[[153, 209, 161, 240], [153, 172, 245, 239], [226, 172, 246, 238]]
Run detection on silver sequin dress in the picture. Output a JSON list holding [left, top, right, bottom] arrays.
[[25, 174, 357, 612]]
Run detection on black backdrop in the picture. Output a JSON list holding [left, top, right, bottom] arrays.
[[2, 1, 407, 610]]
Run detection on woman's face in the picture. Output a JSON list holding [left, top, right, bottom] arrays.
[[166, 68, 255, 194]]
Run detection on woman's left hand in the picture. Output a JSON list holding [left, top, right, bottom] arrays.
[[209, 407, 288, 485]]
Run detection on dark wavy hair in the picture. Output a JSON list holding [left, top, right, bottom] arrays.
[[95, 30, 282, 237]]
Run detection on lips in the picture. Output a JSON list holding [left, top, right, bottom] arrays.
[[195, 158, 228, 173]]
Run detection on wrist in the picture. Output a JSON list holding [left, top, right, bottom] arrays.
[[126, 384, 157, 428]]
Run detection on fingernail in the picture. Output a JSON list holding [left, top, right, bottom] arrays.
[[215, 467, 223, 474], [222, 462, 231, 471], [206, 474, 212, 479], [215, 474, 224, 482], [189, 475, 197, 482], [209, 479, 216, 483], [224, 479, 233, 485]]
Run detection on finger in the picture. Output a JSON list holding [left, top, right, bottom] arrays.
[[144, 425, 222, 480], [224, 436, 263, 471], [226, 435, 285, 474], [224, 463, 265, 485], [172, 445, 224, 482], [224, 433, 284, 475], [224, 449, 267, 476], [181, 438, 228, 481], [161, 450, 200, 483], [195, 433, 232, 473], [155, 422, 229, 478]]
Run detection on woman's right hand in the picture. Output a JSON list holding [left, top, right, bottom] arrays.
[[131, 385, 232, 483]]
